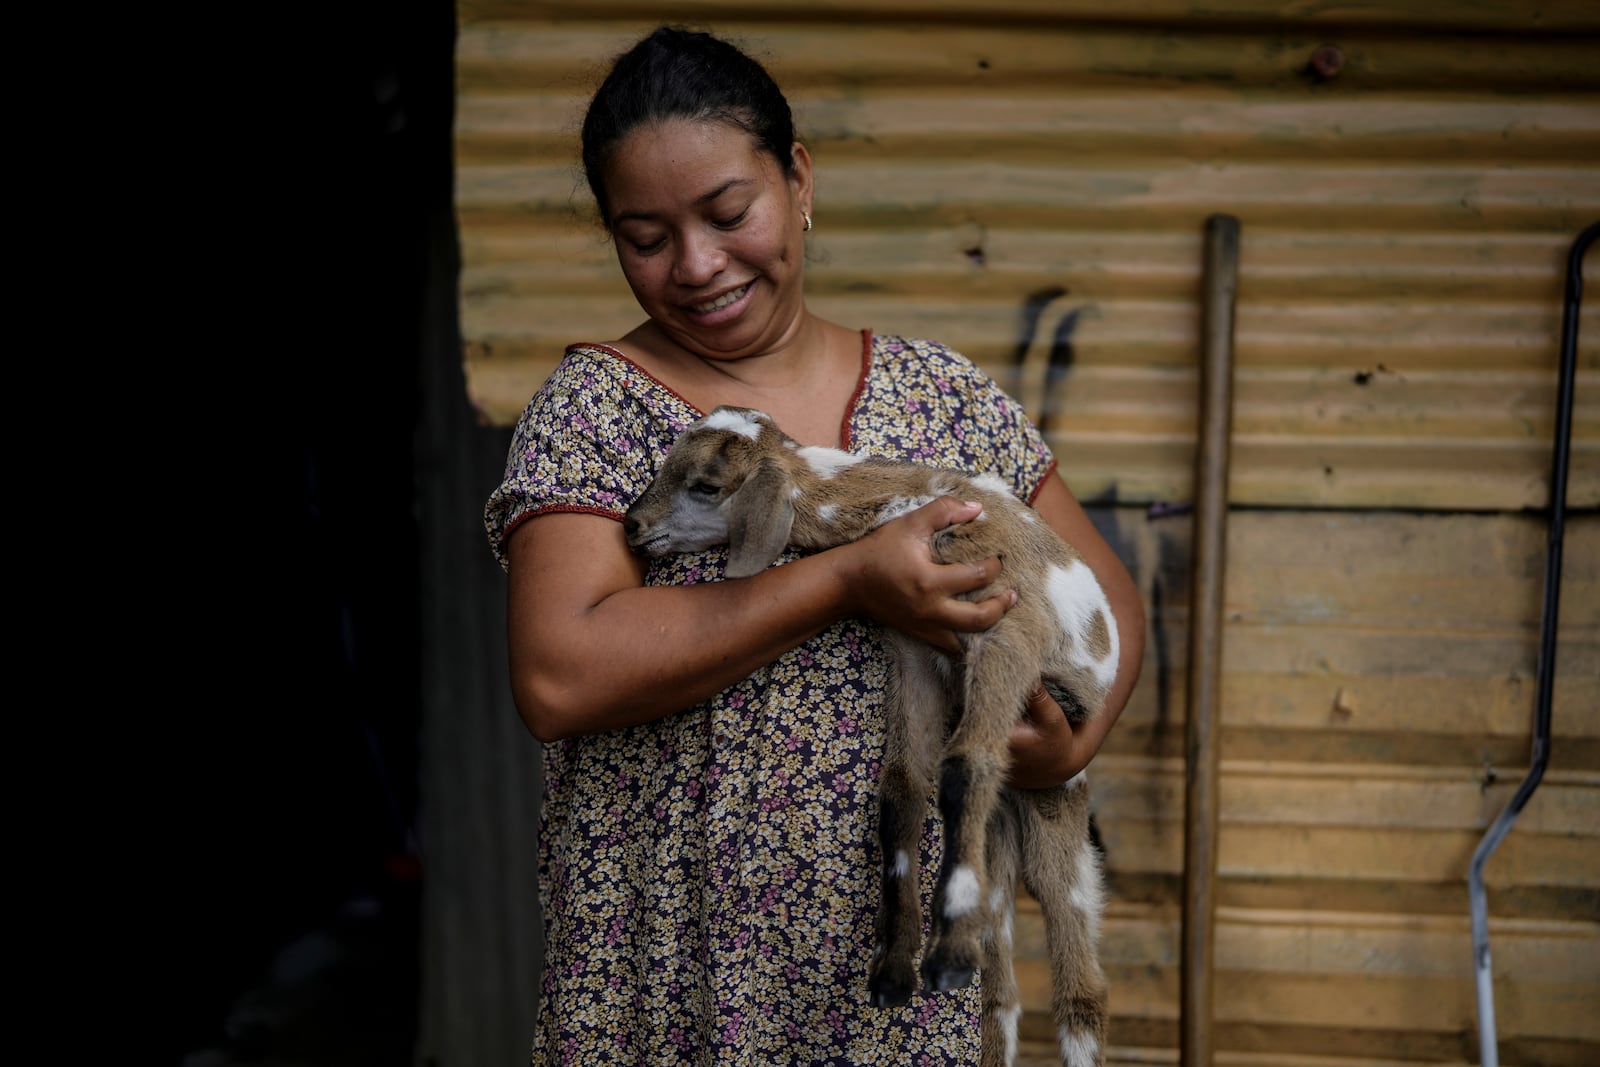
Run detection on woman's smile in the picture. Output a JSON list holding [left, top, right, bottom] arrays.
[[687, 281, 754, 318]]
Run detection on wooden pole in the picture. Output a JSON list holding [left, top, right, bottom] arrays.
[[1181, 213, 1240, 1067]]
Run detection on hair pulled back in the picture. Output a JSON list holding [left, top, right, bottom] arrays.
[[581, 26, 798, 227]]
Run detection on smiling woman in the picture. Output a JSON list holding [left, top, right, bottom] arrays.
[[602, 118, 822, 377], [481, 23, 1145, 1067]]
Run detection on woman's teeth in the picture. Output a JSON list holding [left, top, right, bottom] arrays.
[[693, 283, 749, 313]]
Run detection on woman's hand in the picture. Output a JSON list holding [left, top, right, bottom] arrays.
[[1005, 684, 1081, 790], [832, 497, 1014, 655]]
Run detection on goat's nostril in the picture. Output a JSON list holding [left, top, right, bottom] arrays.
[[623, 516, 640, 539]]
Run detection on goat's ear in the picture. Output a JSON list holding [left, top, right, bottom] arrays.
[[723, 460, 795, 579]]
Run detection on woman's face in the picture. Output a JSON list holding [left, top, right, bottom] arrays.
[[602, 118, 813, 362]]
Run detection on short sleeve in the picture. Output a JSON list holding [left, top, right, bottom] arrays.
[[483, 348, 691, 571]]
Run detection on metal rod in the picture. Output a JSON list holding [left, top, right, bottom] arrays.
[[1467, 219, 1597, 1067], [1181, 213, 1240, 1067]]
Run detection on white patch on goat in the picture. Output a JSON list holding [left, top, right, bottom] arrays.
[[1047, 560, 1121, 691], [699, 408, 765, 440], [1059, 1028, 1099, 1067], [1071, 847, 1106, 942], [989, 887, 1013, 948], [817, 503, 839, 524], [893, 850, 911, 879], [873, 495, 937, 527], [996, 1003, 1022, 1066], [971, 472, 1013, 498], [944, 865, 980, 918], [798, 445, 864, 478]]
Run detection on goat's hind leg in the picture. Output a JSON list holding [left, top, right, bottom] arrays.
[[867, 637, 948, 1007], [1021, 784, 1108, 1067], [979, 793, 1024, 1067]]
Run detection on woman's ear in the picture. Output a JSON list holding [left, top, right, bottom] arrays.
[[789, 141, 815, 215]]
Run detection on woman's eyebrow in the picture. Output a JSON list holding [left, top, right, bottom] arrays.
[[695, 178, 754, 205]]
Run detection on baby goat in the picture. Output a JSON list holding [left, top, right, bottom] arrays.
[[623, 406, 1117, 1067]]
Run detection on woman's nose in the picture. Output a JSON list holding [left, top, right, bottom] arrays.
[[672, 231, 725, 286]]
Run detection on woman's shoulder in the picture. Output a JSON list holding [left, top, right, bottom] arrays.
[[870, 332, 983, 372], [867, 333, 997, 395], [547, 341, 631, 383], [858, 329, 1050, 475], [870, 332, 961, 357], [516, 342, 696, 430], [517, 342, 625, 402]]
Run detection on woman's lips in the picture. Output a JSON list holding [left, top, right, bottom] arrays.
[[687, 282, 752, 316]]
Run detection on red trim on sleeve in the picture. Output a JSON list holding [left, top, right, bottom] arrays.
[[501, 502, 627, 548], [1026, 458, 1060, 506], [839, 329, 873, 452]]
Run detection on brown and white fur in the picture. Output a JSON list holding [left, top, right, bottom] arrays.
[[623, 406, 1116, 1067]]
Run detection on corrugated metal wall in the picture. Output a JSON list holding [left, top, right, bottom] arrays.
[[452, 2, 1599, 1063]]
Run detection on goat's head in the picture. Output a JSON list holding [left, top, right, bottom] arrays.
[[624, 406, 799, 579]]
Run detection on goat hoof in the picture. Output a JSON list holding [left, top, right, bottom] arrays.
[[867, 973, 916, 1008], [921, 959, 976, 992]]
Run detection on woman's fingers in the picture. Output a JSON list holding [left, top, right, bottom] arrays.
[[1006, 683, 1078, 789], [916, 495, 985, 532], [842, 495, 1016, 651], [915, 498, 1013, 627], [905, 497, 1015, 644]]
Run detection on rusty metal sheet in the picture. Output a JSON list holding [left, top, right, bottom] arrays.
[[456, 15, 1599, 511]]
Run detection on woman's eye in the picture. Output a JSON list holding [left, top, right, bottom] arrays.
[[630, 237, 665, 255], [712, 210, 748, 230]]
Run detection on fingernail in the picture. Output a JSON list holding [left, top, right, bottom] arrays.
[[1008, 590, 1018, 606]]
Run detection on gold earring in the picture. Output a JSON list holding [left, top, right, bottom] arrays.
[[802, 211, 813, 233]]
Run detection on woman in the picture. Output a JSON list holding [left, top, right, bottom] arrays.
[[484, 25, 1145, 1066]]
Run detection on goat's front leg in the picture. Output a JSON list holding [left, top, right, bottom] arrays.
[[867, 638, 949, 1007], [920, 655, 1024, 994]]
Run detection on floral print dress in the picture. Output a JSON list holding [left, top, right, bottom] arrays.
[[484, 331, 1058, 1066]]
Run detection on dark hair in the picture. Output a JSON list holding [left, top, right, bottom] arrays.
[[581, 26, 798, 226]]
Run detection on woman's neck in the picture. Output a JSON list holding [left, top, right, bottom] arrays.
[[621, 316, 864, 447]]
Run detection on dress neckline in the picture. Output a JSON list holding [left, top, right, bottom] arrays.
[[570, 329, 876, 452]]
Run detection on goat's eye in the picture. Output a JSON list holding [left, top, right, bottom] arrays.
[[688, 482, 720, 497]]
